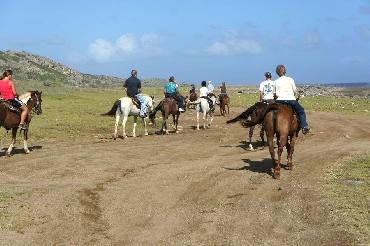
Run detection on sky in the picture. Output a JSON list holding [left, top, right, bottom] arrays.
[[1, 0, 370, 85]]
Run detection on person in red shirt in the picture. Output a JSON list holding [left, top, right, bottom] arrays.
[[0, 69, 29, 129]]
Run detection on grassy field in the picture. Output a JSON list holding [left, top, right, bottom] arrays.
[[0, 81, 369, 142], [325, 154, 370, 243]]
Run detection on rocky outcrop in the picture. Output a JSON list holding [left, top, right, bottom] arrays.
[[0, 50, 124, 87]]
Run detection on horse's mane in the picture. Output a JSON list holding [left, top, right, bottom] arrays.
[[18, 92, 32, 104]]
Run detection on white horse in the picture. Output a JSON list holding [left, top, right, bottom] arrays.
[[191, 95, 216, 130], [102, 94, 154, 139]]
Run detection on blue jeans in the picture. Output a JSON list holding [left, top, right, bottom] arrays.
[[276, 100, 308, 128], [135, 94, 147, 116]]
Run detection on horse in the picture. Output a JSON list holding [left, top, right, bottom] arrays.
[[219, 94, 230, 116], [149, 95, 186, 134], [227, 102, 268, 150], [102, 94, 154, 139], [187, 91, 198, 110], [189, 95, 216, 130], [0, 91, 43, 156], [241, 102, 300, 179]]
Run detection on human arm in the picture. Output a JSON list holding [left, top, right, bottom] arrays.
[[10, 81, 18, 97]]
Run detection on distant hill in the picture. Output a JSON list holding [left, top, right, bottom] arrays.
[[0, 50, 169, 87]]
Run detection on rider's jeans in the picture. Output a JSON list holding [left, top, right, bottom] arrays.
[[135, 94, 147, 116], [276, 100, 308, 128]]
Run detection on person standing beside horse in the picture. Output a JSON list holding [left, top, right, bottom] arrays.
[[164, 76, 185, 112], [0, 69, 29, 130], [274, 64, 310, 134], [123, 69, 147, 118]]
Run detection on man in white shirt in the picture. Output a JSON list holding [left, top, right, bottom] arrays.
[[259, 72, 275, 103], [207, 81, 214, 94], [274, 65, 310, 134]]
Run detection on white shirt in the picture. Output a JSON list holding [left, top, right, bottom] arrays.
[[274, 75, 297, 100], [259, 79, 275, 100], [207, 83, 214, 93], [200, 87, 209, 97]]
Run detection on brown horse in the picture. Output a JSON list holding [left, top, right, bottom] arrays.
[[219, 94, 230, 116], [149, 96, 185, 134], [263, 103, 299, 179], [187, 91, 198, 110], [0, 91, 43, 156]]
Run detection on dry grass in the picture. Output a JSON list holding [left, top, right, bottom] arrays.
[[325, 154, 370, 243]]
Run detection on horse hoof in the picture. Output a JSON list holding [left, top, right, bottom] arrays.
[[6, 152, 11, 157], [273, 173, 280, 179], [175, 130, 179, 134], [24, 149, 30, 154]]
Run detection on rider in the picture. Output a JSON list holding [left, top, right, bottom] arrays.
[[189, 84, 196, 95], [274, 64, 310, 135], [164, 76, 185, 112], [200, 80, 214, 110], [0, 69, 29, 130], [123, 69, 147, 118], [218, 81, 228, 104], [259, 72, 275, 103]]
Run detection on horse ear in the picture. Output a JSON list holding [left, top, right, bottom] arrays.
[[150, 96, 154, 100]]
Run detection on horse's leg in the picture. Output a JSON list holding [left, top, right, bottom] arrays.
[[23, 129, 30, 154], [287, 135, 296, 170], [142, 117, 148, 136], [275, 136, 287, 179], [114, 114, 120, 140], [203, 111, 207, 129], [122, 116, 128, 138], [248, 126, 255, 150], [6, 128, 17, 156], [227, 104, 230, 115], [196, 111, 200, 130], [132, 116, 137, 137], [260, 124, 265, 149]]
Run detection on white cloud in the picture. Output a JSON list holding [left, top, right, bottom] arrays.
[[205, 31, 262, 56], [116, 34, 136, 53], [88, 33, 165, 62], [88, 38, 116, 62]]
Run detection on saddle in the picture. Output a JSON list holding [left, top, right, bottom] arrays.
[[0, 99, 20, 114]]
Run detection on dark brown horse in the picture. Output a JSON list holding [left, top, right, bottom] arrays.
[[149, 96, 185, 134], [219, 94, 230, 116], [0, 91, 43, 156], [239, 102, 300, 179], [227, 102, 268, 150], [187, 91, 198, 110]]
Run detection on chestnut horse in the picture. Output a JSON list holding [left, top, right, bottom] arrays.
[[0, 91, 43, 156], [149, 95, 186, 134], [241, 102, 300, 179], [219, 94, 230, 116]]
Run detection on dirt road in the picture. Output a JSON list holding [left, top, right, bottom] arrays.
[[1, 109, 370, 245]]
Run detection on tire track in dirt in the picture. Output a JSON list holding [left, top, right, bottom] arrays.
[[0, 110, 370, 245]]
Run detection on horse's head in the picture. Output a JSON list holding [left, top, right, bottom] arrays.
[[29, 91, 43, 115]]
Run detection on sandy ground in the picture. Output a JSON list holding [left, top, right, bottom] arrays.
[[1, 108, 370, 246]]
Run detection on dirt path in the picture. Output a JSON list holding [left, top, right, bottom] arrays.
[[1, 109, 370, 245]]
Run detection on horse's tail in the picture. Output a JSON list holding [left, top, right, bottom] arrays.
[[226, 103, 258, 124], [101, 100, 121, 116]]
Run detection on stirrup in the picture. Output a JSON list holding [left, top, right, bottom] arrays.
[[19, 123, 28, 130]]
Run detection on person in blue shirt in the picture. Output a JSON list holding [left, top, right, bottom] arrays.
[[164, 76, 185, 112]]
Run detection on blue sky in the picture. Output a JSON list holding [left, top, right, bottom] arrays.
[[1, 0, 370, 85]]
